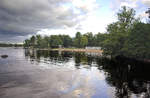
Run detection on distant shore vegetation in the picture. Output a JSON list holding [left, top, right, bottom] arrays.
[[24, 6, 150, 59], [0, 43, 23, 47]]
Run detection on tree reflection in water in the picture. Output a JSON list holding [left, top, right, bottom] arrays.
[[97, 57, 150, 98], [25, 49, 150, 98]]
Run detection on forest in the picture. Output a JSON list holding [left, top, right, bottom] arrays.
[[24, 6, 150, 59]]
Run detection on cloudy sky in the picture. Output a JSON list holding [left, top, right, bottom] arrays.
[[0, 0, 150, 43]]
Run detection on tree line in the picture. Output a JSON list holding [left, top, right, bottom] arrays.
[[23, 32, 105, 48], [24, 6, 150, 59], [0, 43, 23, 47]]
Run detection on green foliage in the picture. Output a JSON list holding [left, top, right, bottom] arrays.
[[40, 38, 49, 48], [94, 33, 108, 47], [74, 32, 82, 48], [24, 32, 107, 49], [74, 32, 88, 48], [101, 6, 150, 59], [24, 39, 30, 47], [50, 35, 63, 48], [102, 6, 137, 56], [84, 32, 94, 46], [30, 36, 36, 47], [80, 35, 88, 48], [36, 35, 42, 48], [123, 23, 150, 58], [44, 36, 50, 48], [117, 6, 135, 30], [0, 43, 23, 47], [59, 35, 72, 48]]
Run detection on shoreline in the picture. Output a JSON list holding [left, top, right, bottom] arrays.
[[37, 48, 103, 53]]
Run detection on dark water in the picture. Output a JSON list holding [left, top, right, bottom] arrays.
[[0, 48, 150, 98]]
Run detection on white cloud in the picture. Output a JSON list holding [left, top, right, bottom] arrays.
[[37, 11, 116, 37], [142, 0, 150, 6], [36, 0, 101, 37], [36, 28, 77, 37], [120, 1, 137, 8], [72, 0, 99, 13], [77, 14, 115, 34], [110, 0, 139, 10]]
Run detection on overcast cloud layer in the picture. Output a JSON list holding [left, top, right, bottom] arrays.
[[0, 0, 149, 43], [0, 0, 98, 42]]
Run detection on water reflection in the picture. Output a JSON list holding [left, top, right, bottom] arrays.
[[25, 49, 98, 69], [97, 57, 150, 98], [25, 49, 150, 98]]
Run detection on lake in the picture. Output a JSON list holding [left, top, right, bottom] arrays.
[[0, 48, 150, 98]]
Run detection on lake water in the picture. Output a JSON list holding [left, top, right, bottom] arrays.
[[0, 48, 150, 98]]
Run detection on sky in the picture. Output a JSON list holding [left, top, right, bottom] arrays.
[[0, 0, 150, 43]]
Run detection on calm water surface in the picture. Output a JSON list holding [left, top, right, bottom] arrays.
[[0, 48, 150, 98]]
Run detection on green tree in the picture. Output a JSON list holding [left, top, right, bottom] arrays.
[[80, 35, 88, 48], [123, 22, 150, 59], [36, 35, 42, 48], [24, 39, 30, 47], [94, 33, 108, 47], [74, 32, 82, 48], [50, 35, 62, 48], [44, 36, 50, 48], [30, 35, 36, 48], [59, 35, 72, 47], [35, 35, 50, 48], [39, 38, 49, 48], [102, 6, 136, 56], [84, 32, 94, 46]]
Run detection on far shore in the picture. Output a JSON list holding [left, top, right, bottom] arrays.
[[36, 48, 103, 53]]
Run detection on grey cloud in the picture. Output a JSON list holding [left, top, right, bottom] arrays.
[[0, 0, 87, 42], [0, 33, 27, 43]]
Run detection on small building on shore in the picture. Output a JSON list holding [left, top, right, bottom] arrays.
[[85, 46, 101, 50]]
